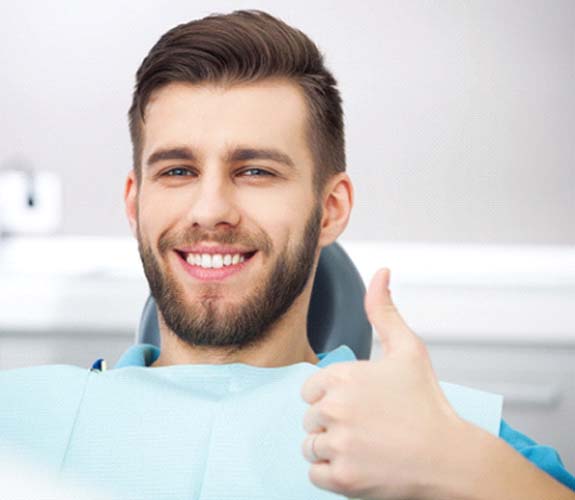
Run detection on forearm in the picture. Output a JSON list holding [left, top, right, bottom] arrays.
[[433, 421, 575, 500]]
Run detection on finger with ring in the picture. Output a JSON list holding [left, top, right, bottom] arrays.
[[302, 433, 324, 463]]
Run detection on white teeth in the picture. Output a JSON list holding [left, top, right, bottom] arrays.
[[185, 252, 248, 268], [201, 254, 212, 268]]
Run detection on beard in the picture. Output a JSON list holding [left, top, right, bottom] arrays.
[[136, 201, 323, 352]]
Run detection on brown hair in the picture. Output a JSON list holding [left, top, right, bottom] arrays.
[[127, 9, 345, 198]]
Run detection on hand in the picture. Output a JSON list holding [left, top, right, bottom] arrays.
[[300, 268, 467, 500]]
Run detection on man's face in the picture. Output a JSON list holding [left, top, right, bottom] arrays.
[[126, 80, 324, 350]]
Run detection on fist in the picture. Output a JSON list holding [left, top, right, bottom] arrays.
[[300, 268, 464, 500]]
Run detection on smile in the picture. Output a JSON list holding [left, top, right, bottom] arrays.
[[175, 250, 258, 282]]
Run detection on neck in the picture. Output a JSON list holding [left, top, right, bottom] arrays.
[[151, 332, 319, 368], [150, 301, 319, 368]]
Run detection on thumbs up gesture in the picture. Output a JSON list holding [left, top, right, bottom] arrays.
[[300, 268, 469, 500]]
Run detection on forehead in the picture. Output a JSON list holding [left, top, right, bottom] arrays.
[[142, 79, 313, 167]]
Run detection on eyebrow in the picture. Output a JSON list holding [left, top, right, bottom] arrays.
[[145, 146, 295, 170], [146, 147, 197, 168], [225, 148, 295, 168]]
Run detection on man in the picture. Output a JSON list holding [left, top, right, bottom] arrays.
[[1, 9, 574, 500]]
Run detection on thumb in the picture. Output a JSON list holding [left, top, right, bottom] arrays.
[[364, 268, 415, 354]]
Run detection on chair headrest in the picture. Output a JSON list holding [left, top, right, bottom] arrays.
[[136, 241, 372, 359]]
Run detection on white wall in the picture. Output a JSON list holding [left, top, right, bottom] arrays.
[[0, 0, 573, 244]]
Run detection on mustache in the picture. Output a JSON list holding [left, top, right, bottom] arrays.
[[157, 228, 272, 255]]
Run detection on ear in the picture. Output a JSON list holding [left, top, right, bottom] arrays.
[[124, 170, 139, 239], [317, 172, 354, 249]]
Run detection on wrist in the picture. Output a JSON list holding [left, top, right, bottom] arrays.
[[424, 419, 575, 500], [433, 419, 499, 500], [412, 417, 485, 500]]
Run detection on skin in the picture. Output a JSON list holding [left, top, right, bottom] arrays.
[[123, 77, 574, 499], [302, 270, 575, 499], [123, 78, 353, 368]]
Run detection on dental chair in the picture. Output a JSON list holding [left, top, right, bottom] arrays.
[[135, 241, 373, 360]]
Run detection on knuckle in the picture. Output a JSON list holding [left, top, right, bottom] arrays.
[[404, 336, 429, 363], [308, 465, 325, 488], [326, 362, 357, 384], [317, 398, 347, 423], [330, 460, 359, 493], [301, 377, 317, 402], [322, 434, 338, 455], [320, 367, 341, 389], [316, 400, 336, 423], [308, 464, 331, 491], [414, 337, 430, 358], [332, 429, 354, 454]]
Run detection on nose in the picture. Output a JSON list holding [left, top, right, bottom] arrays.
[[185, 168, 241, 230]]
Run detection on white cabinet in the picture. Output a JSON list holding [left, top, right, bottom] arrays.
[[0, 331, 133, 371]]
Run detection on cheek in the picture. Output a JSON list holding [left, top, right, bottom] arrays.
[[247, 185, 311, 216], [240, 187, 309, 219], [136, 195, 177, 244]]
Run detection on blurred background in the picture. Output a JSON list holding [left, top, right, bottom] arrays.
[[1, 0, 574, 474]]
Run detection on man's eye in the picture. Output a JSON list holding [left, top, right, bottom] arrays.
[[240, 168, 273, 177], [163, 167, 192, 177]]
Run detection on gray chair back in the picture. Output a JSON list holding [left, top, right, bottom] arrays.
[[136, 241, 372, 359]]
